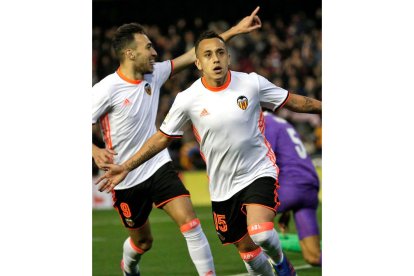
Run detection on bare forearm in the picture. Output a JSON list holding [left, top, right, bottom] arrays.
[[122, 131, 171, 172], [284, 94, 322, 114], [220, 26, 239, 42]]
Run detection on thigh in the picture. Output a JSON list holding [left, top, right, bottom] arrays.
[[113, 185, 153, 229], [150, 162, 190, 208], [211, 196, 247, 245], [242, 177, 279, 223], [162, 196, 196, 226], [278, 185, 319, 213]]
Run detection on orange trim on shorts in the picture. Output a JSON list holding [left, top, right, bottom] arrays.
[[116, 67, 142, 84], [248, 222, 275, 235], [129, 237, 145, 254], [180, 218, 200, 233], [154, 194, 190, 208], [201, 71, 231, 92], [241, 203, 278, 216], [222, 232, 249, 246], [239, 247, 263, 261]]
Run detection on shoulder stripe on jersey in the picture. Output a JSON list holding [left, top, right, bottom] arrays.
[[116, 67, 143, 84], [201, 71, 231, 92], [274, 91, 291, 111], [159, 129, 183, 139], [192, 125, 207, 164], [258, 111, 277, 166], [168, 60, 175, 79], [100, 114, 113, 149]]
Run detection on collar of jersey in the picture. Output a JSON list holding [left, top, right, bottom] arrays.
[[116, 68, 143, 84], [201, 71, 231, 92]]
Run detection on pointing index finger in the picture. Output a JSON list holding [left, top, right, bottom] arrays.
[[250, 6, 260, 17]]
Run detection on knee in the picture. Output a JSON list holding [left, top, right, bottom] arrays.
[[235, 237, 259, 253], [303, 251, 321, 266], [130, 236, 154, 253]]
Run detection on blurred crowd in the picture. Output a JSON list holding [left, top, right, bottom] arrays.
[[92, 9, 322, 171]]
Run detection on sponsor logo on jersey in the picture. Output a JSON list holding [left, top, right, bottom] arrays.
[[144, 83, 152, 95], [237, 96, 248, 110], [200, 108, 210, 117]]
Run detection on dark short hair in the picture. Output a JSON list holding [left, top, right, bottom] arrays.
[[195, 31, 225, 56], [112, 23, 146, 60]]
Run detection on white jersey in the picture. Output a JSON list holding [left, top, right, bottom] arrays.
[[160, 71, 290, 201], [92, 61, 173, 190]]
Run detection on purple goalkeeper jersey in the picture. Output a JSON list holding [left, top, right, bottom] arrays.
[[264, 112, 319, 190]]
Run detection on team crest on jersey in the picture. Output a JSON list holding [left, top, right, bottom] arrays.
[[144, 83, 152, 95], [237, 96, 248, 110], [125, 218, 135, 227]]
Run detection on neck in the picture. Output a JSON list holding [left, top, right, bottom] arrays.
[[119, 62, 144, 81], [204, 71, 229, 87]]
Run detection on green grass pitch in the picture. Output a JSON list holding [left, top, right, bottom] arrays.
[[93, 205, 322, 275]]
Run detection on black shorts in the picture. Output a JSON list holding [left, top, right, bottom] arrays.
[[112, 162, 190, 229], [211, 177, 279, 245]]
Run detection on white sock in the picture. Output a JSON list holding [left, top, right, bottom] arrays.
[[181, 218, 215, 276], [240, 247, 274, 276], [249, 222, 283, 265], [122, 237, 144, 274]]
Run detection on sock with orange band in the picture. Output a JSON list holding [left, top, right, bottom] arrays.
[[248, 222, 283, 265], [180, 218, 215, 276], [239, 247, 274, 275], [122, 237, 145, 275]]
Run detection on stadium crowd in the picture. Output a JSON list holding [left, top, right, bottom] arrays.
[[92, 9, 322, 171]]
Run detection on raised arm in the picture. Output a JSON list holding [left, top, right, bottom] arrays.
[[283, 93, 322, 114], [171, 6, 262, 75], [95, 131, 173, 193]]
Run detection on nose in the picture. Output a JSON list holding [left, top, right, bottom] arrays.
[[212, 53, 219, 63], [151, 48, 157, 57]]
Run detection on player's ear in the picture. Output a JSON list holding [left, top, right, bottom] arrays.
[[125, 49, 135, 60], [195, 58, 202, 71]]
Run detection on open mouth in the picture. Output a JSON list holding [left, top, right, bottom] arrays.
[[213, 66, 222, 73]]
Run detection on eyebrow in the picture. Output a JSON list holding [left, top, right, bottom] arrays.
[[202, 47, 225, 54]]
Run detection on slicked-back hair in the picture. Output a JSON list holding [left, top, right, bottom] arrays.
[[112, 23, 146, 61], [195, 31, 225, 56]]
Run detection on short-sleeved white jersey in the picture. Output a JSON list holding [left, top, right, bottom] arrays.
[[160, 70, 290, 201], [92, 61, 173, 190]]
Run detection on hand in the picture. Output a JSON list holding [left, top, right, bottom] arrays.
[[95, 163, 129, 193], [277, 212, 291, 234], [92, 146, 117, 169], [233, 6, 262, 34]]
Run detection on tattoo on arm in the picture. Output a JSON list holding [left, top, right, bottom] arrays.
[[288, 95, 321, 113], [126, 144, 161, 172]]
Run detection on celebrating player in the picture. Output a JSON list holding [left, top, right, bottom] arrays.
[[96, 30, 321, 275], [92, 8, 262, 276]]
